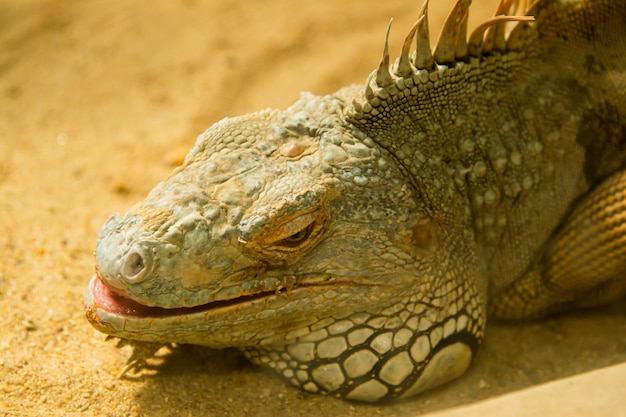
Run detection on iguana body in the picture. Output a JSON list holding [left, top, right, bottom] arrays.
[[85, 0, 626, 402]]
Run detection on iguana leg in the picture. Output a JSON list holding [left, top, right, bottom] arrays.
[[491, 169, 626, 319]]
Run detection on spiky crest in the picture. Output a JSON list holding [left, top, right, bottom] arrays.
[[414, 0, 434, 70], [353, 0, 535, 124]]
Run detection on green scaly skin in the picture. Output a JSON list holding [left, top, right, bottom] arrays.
[[85, 0, 626, 402]]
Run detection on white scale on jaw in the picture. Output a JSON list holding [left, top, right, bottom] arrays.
[[242, 303, 479, 402]]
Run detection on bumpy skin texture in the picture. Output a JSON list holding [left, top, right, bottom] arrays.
[[85, 0, 626, 402]]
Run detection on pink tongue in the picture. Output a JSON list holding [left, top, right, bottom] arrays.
[[91, 276, 235, 318], [91, 275, 284, 318], [92, 276, 164, 317]]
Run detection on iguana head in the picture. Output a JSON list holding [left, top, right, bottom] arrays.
[[86, 91, 480, 401], [87, 91, 433, 341], [85, 0, 539, 402]]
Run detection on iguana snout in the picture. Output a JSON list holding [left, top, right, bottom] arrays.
[[95, 214, 156, 286]]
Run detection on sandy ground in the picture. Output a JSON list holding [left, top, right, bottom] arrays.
[[0, 1, 624, 416]]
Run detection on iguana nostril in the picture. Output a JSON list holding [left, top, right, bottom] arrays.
[[121, 250, 149, 282]]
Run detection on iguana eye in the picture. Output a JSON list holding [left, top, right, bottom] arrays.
[[268, 211, 323, 249], [243, 209, 327, 262], [276, 222, 315, 247]]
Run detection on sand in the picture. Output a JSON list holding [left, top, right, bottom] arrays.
[[1, 1, 624, 416]]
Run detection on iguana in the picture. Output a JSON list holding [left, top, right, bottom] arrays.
[[84, 0, 626, 402]]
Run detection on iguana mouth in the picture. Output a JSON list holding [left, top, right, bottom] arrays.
[[88, 274, 286, 318]]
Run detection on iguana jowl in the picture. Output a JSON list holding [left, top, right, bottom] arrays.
[[85, 0, 626, 402]]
